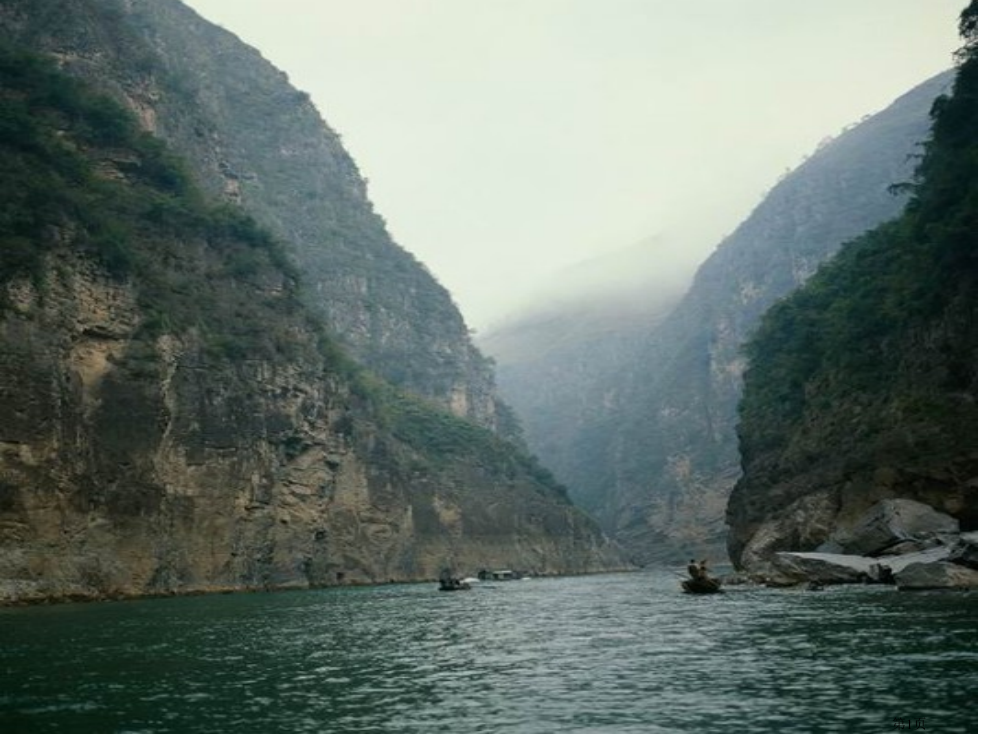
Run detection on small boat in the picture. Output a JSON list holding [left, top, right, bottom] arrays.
[[681, 577, 722, 594], [439, 578, 471, 591], [438, 568, 471, 591]]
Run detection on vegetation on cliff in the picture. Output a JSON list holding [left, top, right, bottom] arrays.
[[487, 69, 947, 565], [0, 44, 312, 357], [0, 41, 618, 602], [730, 2, 977, 564], [0, 40, 538, 465], [0, 0, 515, 435]]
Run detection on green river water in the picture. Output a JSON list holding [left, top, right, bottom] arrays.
[[0, 571, 977, 733]]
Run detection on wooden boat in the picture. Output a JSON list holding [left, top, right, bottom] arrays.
[[439, 578, 471, 591], [438, 568, 471, 591], [681, 577, 722, 594]]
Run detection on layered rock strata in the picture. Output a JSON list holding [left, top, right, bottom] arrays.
[[0, 21, 622, 604]]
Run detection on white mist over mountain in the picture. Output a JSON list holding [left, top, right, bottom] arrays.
[[182, 0, 965, 328], [482, 231, 704, 337]]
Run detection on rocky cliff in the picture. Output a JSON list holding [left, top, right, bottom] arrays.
[[728, 6, 977, 570], [506, 71, 951, 566], [0, 19, 621, 604], [0, 0, 511, 433], [479, 235, 696, 534]]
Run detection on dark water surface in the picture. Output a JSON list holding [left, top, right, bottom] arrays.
[[0, 572, 977, 733]]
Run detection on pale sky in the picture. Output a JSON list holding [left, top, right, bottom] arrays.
[[182, 0, 966, 329]]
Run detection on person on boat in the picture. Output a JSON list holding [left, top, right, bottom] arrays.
[[687, 559, 702, 580], [698, 559, 710, 579]]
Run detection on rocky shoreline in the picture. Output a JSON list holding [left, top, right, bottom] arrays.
[[739, 499, 978, 591]]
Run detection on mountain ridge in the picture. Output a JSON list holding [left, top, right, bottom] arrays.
[[0, 0, 516, 435], [0, 3, 625, 604], [728, 6, 976, 569], [483, 70, 953, 565]]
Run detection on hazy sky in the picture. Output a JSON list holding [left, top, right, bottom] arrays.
[[182, 0, 965, 329]]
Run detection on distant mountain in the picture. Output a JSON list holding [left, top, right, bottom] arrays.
[[729, 6, 976, 570], [0, 1, 623, 603], [486, 69, 952, 566], [479, 234, 700, 526]]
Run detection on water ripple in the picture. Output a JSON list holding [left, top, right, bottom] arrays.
[[0, 574, 977, 733]]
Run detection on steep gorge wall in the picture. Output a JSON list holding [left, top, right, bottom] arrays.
[[1, 251, 617, 604], [479, 235, 698, 532], [0, 0, 509, 433], [0, 20, 621, 604], [728, 18, 977, 569], [568, 73, 951, 565]]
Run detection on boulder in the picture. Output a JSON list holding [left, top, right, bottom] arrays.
[[770, 552, 877, 584], [740, 491, 840, 569], [766, 542, 975, 587], [831, 498, 959, 556], [946, 532, 978, 569], [878, 545, 953, 575], [877, 540, 928, 556], [894, 561, 978, 590]]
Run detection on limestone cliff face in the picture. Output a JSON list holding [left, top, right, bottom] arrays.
[[0, 252, 617, 604], [0, 0, 508, 433], [0, 23, 621, 604], [728, 21, 977, 570], [532, 73, 951, 566]]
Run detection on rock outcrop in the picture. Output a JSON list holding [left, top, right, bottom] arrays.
[[760, 530, 977, 589], [0, 250, 620, 604], [0, 0, 510, 434], [770, 552, 877, 585], [0, 13, 623, 604], [823, 498, 960, 556], [729, 7, 976, 569], [509, 71, 951, 565], [894, 562, 978, 591]]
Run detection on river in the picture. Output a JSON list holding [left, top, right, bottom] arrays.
[[0, 571, 977, 733]]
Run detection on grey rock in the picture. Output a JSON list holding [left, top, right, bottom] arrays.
[[761, 532, 976, 588], [770, 552, 877, 584], [740, 491, 840, 571], [895, 561, 978, 590], [832, 498, 960, 556], [878, 540, 928, 556], [945, 532, 978, 569], [878, 545, 953, 574]]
